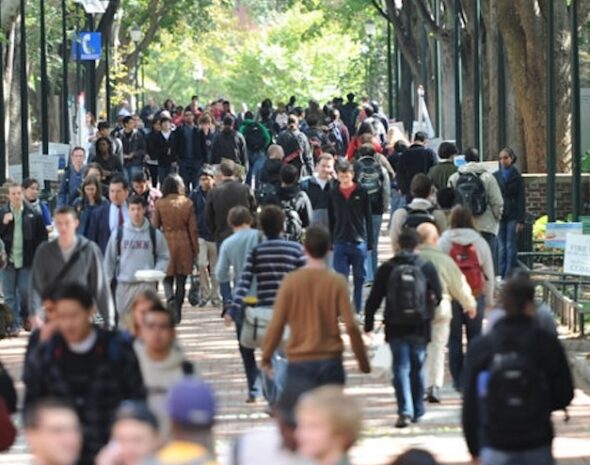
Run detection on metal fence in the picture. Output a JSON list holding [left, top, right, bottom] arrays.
[[539, 281, 588, 336]]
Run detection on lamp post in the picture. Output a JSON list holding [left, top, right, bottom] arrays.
[[20, 0, 30, 178], [364, 19, 376, 97], [130, 24, 142, 114], [100, 0, 111, 122], [193, 63, 204, 99], [40, 0, 49, 156]]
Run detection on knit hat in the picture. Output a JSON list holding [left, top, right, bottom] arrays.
[[166, 378, 216, 427]]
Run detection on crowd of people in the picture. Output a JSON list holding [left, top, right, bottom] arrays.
[[0, 93, 576, 465]]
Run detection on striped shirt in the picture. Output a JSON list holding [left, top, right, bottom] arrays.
[[229, 239, 306, 318]]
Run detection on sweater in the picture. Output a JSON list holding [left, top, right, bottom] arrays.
[[262, 268, 370, 373], [428, 159, 457, 190], [328, 182, 373, 249], [215, 228, 261, 286], [104, 219, 170, 284]]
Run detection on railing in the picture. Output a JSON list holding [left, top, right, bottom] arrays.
[[539, 281, 588, 336]]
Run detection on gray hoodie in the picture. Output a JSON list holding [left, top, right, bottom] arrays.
[[448, 162, 504, 235], [438, 227, 495, 307], [104, 219, 169, 284]]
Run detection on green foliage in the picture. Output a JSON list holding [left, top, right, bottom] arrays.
[[582, 150, 590, 173]]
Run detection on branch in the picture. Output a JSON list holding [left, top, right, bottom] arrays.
[[370, 0, 390, 22], [414, 0, 441, 38], [390, 8, 423, 82]]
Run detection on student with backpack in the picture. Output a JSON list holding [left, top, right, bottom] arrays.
[[304, 114, 330, 163], [328, 161, 373, 314], [438, 205, 495, 391], [210, 115, 249, 172], [462, 276, 574, 465], [354, 144, 390, 283], [239, 111, 272, 188], [396, 132, 437, 202], [390, 174, 447, 253], [364, 228, 442, 428], [448, 147, 504, 272], [277, 115, 314, 178]]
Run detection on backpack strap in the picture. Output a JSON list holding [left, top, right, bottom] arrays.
[[181, 360, 194, 375], [149, 225, 157, 266]]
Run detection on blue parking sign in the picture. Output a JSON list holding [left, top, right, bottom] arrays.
[[72, 32, 102, 61]]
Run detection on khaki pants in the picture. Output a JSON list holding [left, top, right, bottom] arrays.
[[197, 238, 220, 302], [424, 298, 452, 389]]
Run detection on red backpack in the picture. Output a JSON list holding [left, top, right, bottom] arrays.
[[449, 242, 484, 296]]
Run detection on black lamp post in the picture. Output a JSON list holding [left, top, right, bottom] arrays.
[[20, 0, 30, 178], [130, 24, 142, 114]]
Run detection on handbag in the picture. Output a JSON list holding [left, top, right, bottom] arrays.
[[240, 306, 274, 349]]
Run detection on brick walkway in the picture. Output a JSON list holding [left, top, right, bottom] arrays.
[[1, 228, 590, 464]]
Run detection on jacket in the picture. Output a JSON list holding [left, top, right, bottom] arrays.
[[89, 152, 124, 184], [0, 204, 48, 268], [389, 198, 448, 253], [30, 235, 115, 328], [25, 199, 52, 226], [153, 194, 199, 276], [205, 179, 257, 243], [259, 159, 283, 187], [24, 329, 146, 465], [215, 228, 261, 286], [493, 165, 525, 222], [172, 125, 207, 164], [438, 227, 495, 307], [117, 129, 146, 167], [328, 182, 373, 249], [428, 159, 457, 191], [354, 159, 391, 215], [448, 163, 504, 235], [210, 129, 249, 170], [267, 185, 313, 229], [301, 176, 334, 229], [364, 251, 442, 343], [239, 119, 272, 151], [190, 187, 214, 242], [74, 197, 109, 237], [276, 129, 314, 176], [147, 130, 176, 167], [104, 219, 170, 284], [87, 203, 117, 254], [346, 137, 382, 161], [462, 316, 574, 456], [57, 165, 85, 207], [397, 143, 437, 196]]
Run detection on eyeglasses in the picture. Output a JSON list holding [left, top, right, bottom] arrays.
[[143, 321, 173, 331]]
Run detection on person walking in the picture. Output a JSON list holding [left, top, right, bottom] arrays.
[[427, 142, 458, 191], [210, 115, 249, 172], [23, 178, 52, 228], [240, 111, 272, 187], [493, 147, 525, 279], [300, 153, 335, 229], [148, 115, 176, 187], [57, 147, 87, 208], [171, 108, 207, 192], [0, 183, 48, 334], [153, 174, 199, 323], [131, 171, 162, 221], [116, 115, 147, 182], [396, 132, 437, 202], [89, 136, 125, 184], [364, 228, 442, 428], [276, 115, 314, 178], [73, 176, 108, 237]]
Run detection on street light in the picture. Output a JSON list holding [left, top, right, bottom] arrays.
[[130, 24, 142, 112], [364, 20, 376, 97], [193, 63, 204, 97], [365, 19, 377, 38], [130, 24, 142, 44]]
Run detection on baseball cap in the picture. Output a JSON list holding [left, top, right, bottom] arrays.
[[166, 378, 216, 427]]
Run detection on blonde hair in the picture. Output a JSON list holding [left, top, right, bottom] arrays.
[[296, 386, 362, 450], [386, 125, 409, 149], [267, 144, 285, 160]]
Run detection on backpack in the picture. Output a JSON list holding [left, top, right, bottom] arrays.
[[279, 131, 303, 165], [0, 304, 14, 339], [327, 123, 345, 156], [384, 257, 429, 326], [454, 172, 487, 216], [216, 131, 242, 163], [281, 196, 304, 242], [116, 226, 158, 267], [449, 242, 484, 296], [307, 131, 324, 162], [255, 183, 278, 206], [244, 123, 266, 151], [481, 328, 551, 444], [356, 156, 383, 200], [403, 206, 436, 229]]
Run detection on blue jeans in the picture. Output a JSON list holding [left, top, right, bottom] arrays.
[[282, 358, 345, 404], [178, 159, 202, 193], [246, 150, 266, 188], [157, 165, 175, 188], [388, 187, 406, 228], [480, 231, 498, 277], [261, 351, 288, 405], [365, 214, 383, 282], [449, 295, 485, 390], [2, 264, 31, 328], [498, 219, 518, 279], [333, 241, 367, 313], [389, 338, 426, 420], [124, 165, 143, 184], [235, 318, 261, 398], [481, 445, 553, 465]]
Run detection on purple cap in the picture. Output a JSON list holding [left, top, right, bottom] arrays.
[[166, 378, 216, 427]]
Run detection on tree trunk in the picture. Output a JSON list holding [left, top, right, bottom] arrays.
[[0, 0, 20, 31]]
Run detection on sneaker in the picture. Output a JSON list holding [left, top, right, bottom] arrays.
[[426, 386, 441, 403], [395, 415, 411, 428], [23, 318, 32, 332], [198, 298, 208, 308], [245, 395, 258, 404], [211, 298, 222, 308], [8, 326, 21, 338]]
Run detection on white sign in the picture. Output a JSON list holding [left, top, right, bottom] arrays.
[[564, 233, 590, 276], [8, 165, 22, 183], [30, 155, 60, 183]]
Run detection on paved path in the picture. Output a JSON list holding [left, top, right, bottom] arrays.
[[1, 227, 590, 464]]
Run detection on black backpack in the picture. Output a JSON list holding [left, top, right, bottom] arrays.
[[403, 206, 436, 229], [327, 123, 345, 156], [216, 131, 242, 163], [256, 183, 278, 206], [281, 196, 304, 242], [454, 172, 487, 216], [482, 328, 551, 444], [384, 256, 429, 326], [244, 123, 266, 152], [356, 156, 383, 201], [279, 131, 303, 165]]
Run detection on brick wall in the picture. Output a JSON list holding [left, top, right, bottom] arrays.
[[523, 173, 590, 220]]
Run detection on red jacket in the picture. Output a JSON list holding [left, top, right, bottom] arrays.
[[0, 398, 15, 452], [346, 137, 382, 160]]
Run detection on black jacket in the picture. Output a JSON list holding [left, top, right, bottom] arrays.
[[260, 159, 283, 187], [328, 182, 373, 249], [171, 125, 207, 164], [493, 166, 525, 222], [147, 130, 176, 167], [116, 129, 146, 167], [364, 252, 442, 342], [301, 176, 334, 211], [205, 179, 257, 243], [89, 153, 124, 184], [210, 129, 249, 170], [266, 185, 313, 228], [397, 144, 437, 196], [462, 316, 574, 457], [0, 205, 48, 268]]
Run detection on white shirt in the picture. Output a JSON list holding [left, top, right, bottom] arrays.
[[108, 203, 129, 232]]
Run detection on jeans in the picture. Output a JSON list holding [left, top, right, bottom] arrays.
[[480, 231, 498, 277], [498, 219, 518, 279], [481, 445, 553, 465], [449, 295, 485, 390], [281, 358, 345, 404], [235, 317, 261, 398], [124, 165, 143, 184], [333, 241, 367, 313], [157, 165, 175, 188], [2, 264, 31, 328], [365, 214, 383, 282], [246, 150, 266, 188], [261, 351, 288, 405], [163, 274, 188, 322], [389, 338, 426, 419], [178, 159, 202, 193]]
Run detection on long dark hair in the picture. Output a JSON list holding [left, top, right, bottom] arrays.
[[81, 175, 103, 204], [161, 173, 185, 197], [95, 136, 114, 157]]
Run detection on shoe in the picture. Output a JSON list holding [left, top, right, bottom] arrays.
[[363, 281, 374, 288], [245, 395, 258, 404], [23, 319, 32, 332], [426, 386, 441, 403], [8, 326, 21, 338], [395, 414, 411, 428], [211, 299, 222, 307], [198, 298, 208, 308]]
